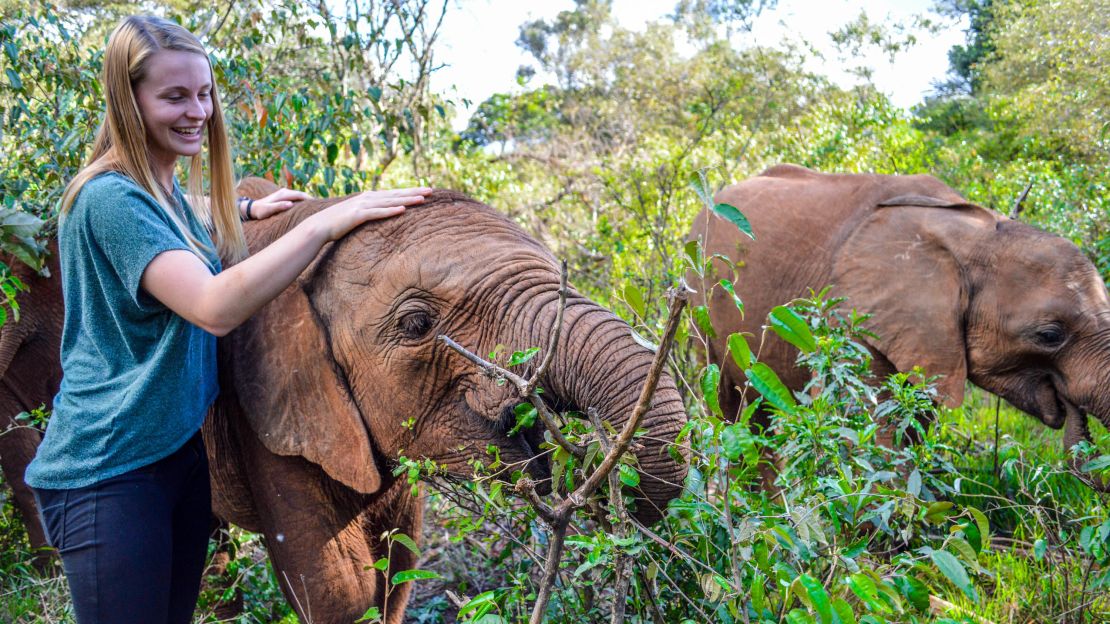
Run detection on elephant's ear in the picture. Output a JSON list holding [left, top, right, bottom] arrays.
[[832, 200, 992, 407], [228, 282, 381, 494]]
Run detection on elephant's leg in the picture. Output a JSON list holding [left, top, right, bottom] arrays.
[[0, 390, 48, 566], [235, 417, 421, 624]]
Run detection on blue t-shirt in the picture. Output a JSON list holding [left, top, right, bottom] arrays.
[[25, 171, 222, 490]]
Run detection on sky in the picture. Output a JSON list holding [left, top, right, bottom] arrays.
[[430, 0, 969, 130]]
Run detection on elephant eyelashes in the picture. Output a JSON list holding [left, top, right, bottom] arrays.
[[398, 310, 435, 338], [1034, 325, 1067, 348]]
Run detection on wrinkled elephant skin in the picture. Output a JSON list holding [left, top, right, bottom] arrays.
[[689, 164, 1110, 455], [0, 244, 61, 564]]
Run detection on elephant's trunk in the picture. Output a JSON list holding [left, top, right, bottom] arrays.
[[1062, 334, 1110, 490], [534, 294, 689, 524]]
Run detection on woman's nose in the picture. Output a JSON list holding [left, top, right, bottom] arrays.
[[185, 97, 207, 120]]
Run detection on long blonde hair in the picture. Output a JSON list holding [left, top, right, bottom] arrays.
[[60, 15, 247, 264]]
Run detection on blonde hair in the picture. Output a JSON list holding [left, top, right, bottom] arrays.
[[60, 15, 247, 264]]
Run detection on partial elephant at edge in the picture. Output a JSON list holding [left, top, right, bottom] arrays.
[[688, 163, 1110, 459]]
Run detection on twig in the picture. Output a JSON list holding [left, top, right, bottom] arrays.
[[528, 282, 691, 624], [438, 335, 585, 457], [1009, 179, 1034, 220], [588, 408, 633, 624], [525, 259, 568, 396]]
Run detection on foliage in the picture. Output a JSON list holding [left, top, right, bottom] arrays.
[[2, 0, 1109, 622]]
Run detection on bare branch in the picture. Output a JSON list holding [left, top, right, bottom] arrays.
[[437, 334, 529, 387], [565, 281, 691, 504], [1010, 179, 1034, 220], [528, 281, 692, 624], [525, 259, 568, 396]]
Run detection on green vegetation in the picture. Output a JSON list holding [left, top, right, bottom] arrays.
[[2, 0, 1108, 622]]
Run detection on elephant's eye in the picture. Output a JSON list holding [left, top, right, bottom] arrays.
[[398, 310, 434, 339], [1034, 325, 1066, 348]]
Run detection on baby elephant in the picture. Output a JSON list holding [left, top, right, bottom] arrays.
[[690, 164, 1110, 457]]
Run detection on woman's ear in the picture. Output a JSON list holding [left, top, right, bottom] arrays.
[[832, 201, 994, 407], [225, 282, 382, 494]]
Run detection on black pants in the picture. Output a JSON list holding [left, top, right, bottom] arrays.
[[32, 432, 211, 624]]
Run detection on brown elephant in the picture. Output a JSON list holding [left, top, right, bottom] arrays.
[[0, 244, 60, 562], [0, 178, 688, 623], [690, 164, 1110, 455]]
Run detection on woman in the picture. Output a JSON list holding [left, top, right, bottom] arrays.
[[22, 15, 430, 623]]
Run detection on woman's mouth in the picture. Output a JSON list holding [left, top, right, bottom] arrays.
[[172, 127, 202, 138]]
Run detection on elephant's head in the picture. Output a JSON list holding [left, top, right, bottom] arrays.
[[227, 179, 688, 522], [832, 190, 1110, 453]]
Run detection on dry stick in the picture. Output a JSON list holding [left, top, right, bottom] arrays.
[[438, 260, 585, 458], [528, 283, 691, 624], [438, 335, 585, 458], [1009, 178, 1035, 220], [588, 408, 633, 624], [524, 259, 569, 396]]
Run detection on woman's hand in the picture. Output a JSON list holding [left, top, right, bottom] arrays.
[[244, 188, 312, 220], [306, 187, 432, 242]]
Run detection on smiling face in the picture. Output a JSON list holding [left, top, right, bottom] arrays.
[[133, 49, 213, 185]]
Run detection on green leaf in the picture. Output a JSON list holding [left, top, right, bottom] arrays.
[[5, 68, 21, 91], [507, 347, 541, 366], [1033, 538, 1047, 561], [847, 573, 889, 613], [745, 362, 796, 413], [349, 136, 361, 156], [907, 469, 922, 497], [693, 305, 716, 339], [700, 364, 723, 417], [390, 533, 420, 557], [799, 574, 833, 624], [619, 463, 640, 487], [390, 569, 440, 585], [924, 501, 954, 524], [326, 142, 339, 164], [719, 279, 744, 313], [727, 332, 752, 370], [769, 305, 816, 353], [931, 549, 977, 603], [688, 170, 712, 207], [508, 402, 536, 436], [458, 589, 500, 619], [368, 85, 382, 102], [355, 605, 381, 622], [786, 609, 816, 624], [897, 574, 931, 612], [720, 423, 745, 462], [713, 202, 755, 239], [1080, 455, 1110, 472], [372, 558, 389, 571], [623, 282, 646, 318], [831, 598, 857, 624]]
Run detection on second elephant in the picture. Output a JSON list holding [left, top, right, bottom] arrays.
[[690, 164, 1110, 455]]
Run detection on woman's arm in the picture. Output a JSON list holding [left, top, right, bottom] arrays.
[[141, 187, 430, 336]]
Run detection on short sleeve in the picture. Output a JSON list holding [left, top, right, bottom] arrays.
[[78, 174, 195, 307]]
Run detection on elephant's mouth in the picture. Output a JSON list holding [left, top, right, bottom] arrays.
[[1029, 374, 1072, 430]]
